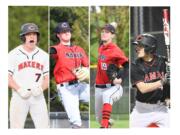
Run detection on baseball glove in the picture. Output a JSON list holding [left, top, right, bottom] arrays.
[[73, 67, 89, 82], [106, 64, 122, 81], [106, 64, 123, 81]]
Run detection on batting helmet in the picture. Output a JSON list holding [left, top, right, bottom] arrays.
[[54, 22, 71, 33], [132, 33, 157, 53], [20, 23, 40, 42], [102, 24, 116, 34]]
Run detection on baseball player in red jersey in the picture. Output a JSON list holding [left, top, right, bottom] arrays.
[[95, 23, 129, 128], [130, 33, 170, 127], [8, 23, 49, 128], [50, 22, 89, 128]]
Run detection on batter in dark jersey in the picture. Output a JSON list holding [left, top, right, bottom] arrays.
[[130, 33, 170, 128], [131, 55, 169, 103]]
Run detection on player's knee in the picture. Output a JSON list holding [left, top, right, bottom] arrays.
[[102, 93, 112, 104]]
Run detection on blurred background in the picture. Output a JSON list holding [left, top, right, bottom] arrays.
[[130, 7, 170, 112], [49, 6, 89, 128], [8, 6, 48, 128], [90, 6, 130, 128]]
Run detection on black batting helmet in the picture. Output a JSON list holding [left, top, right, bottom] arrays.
[[20, 23, 40, 42], [132, 33, 157, 54]]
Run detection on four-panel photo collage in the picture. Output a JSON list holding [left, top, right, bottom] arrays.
[[8, 6, 170, 128]]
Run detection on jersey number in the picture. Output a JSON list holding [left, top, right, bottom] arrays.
[[35, 73, 41, 82]]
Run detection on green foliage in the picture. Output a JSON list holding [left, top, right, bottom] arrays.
[[8, 6, 48, 52], [90, 6, 129, 64]]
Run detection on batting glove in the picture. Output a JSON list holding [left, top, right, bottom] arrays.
[[161, 73, 170, 86], [17, 87, 31, 99], [31, 86, 43, 97]]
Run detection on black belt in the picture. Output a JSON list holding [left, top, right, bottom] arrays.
[[60, 80, 78, 86], [138, 100, 164, 104], [95, 84, 114, 88]]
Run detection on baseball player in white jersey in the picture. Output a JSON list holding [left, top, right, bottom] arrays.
[[8, 23, 49, 128]]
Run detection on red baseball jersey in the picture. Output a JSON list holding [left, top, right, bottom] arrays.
[[95, 42, 128, 85], [51, 43, 89, 84]]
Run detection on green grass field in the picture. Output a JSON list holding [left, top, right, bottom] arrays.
[[90, 114, 129, 128]]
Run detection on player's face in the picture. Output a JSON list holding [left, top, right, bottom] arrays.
[[135, 44, 146, 58], [101, 29, 113, 42], [57, 31, 71, 43], [24, 32, 38, 49]]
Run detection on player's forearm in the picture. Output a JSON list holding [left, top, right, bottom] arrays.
[[41, 75, 49, 91], [136, 80, 162, 93], [8, 74, 20, 91]]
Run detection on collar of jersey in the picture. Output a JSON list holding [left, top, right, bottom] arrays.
[[19, 45, 39, 55]]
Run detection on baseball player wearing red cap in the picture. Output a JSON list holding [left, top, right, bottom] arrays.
[[130, 33, 170, 127], [50, 22, 89, 128], [8, 23, 49, 128], [95, 23, 129, 128]]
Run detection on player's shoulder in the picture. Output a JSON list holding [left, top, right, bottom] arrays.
[[111, 43, 123, 52], [51, 43, 60, 49], [108, 42, 118, 48], [36, 47, 48, 56], [8, 45, 22, 55], [135, 58, 143, 64], [73, 45, 85, 51], [131, 59, 145, 73]]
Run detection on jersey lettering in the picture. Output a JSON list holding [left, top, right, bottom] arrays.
[[65, 52, 83, 58], [144, 71, 165, 82], [18, 61, 44, 71]]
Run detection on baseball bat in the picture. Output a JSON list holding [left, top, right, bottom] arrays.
[[162, 9, 170, 62], [162, 9, 171, 109]]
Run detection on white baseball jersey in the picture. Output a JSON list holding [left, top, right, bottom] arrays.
[[8, 45, 49, 93], [9, 45, 49, 128]]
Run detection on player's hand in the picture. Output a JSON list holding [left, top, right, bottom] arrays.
[[113, 78, 122, 85], [165, 98, 170, 108], [17, 87, 31, 99], [73, 67, 89, 82], [161, 73, 170, 85], [31, 86, 43, 97]]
